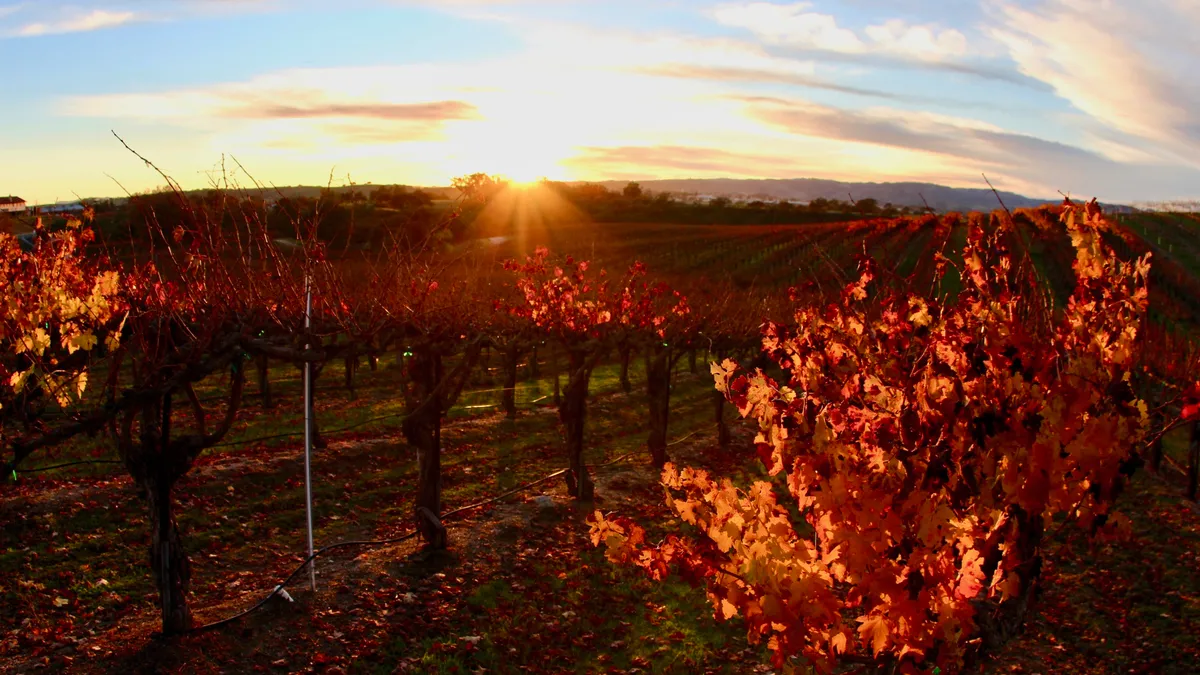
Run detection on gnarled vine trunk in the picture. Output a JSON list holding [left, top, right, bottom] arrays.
[[500, 341, 521, 419], [713, 388, 731, 448], [146, 470, 191, 635], [969, 506, 1044, 664], [712, 349, 733, 447], [528, 344, 540, 380], [403, 348, 446, 548], [124, 394, 193, 636], [344, 354, 358, 400], [560, 348, 594, 500], [645, 346, 672, 468], [256, 355, 273, 408], [550, 344, 561, 406], [618, 343, 633, 394], [1188, 421, 1199, 501]]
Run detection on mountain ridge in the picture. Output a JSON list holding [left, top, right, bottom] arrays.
[[582, 178, 1070, 213]]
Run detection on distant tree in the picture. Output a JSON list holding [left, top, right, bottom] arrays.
[[623, 182, 644, 199], [809, 197, 830, 212], [710, 197, 731, 208], [370, 185, 434, 211], [856, 197, 880, 215], [451, 173, 506, 205], [573, 183, 614, 203]]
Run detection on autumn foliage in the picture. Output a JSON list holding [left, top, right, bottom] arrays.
[[504, 247, 690, 495], [1, 213, 125, 455], [591, 200, 1164, 673]]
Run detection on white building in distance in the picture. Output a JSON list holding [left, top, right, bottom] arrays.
[[0, 196, 27, 213]]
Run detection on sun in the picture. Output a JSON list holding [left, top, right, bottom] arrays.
[[440, 101, 574, 188], [500, 167, 549, 187], [479, 146, 564, 187]]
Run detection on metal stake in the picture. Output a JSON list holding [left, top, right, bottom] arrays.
[[304, 278, 316, 591]]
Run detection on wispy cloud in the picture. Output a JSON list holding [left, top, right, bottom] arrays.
[[564, 145, 803, 177], [218, 98, 479, 121], [0, 3, 26, 19], [712, 2, 968, 62], [985, 0, 1200, 165], [13, 9, 139, 37], [634, 64, 913, 101], [742, 96, 1200, 201]]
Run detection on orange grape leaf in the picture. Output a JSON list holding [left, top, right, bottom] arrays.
[[857, 615, 889, 656]]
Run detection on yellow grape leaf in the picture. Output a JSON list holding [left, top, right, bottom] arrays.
[[17, 328, 50, 356], [93, 270, 120, 299], [711, 359, 738, 393], [708, 524, 735, 553], [8, 369, 31, 392], [830, 632, 847, 654], [857, 614, 889, 655], [67, 330, 98, 355], [907, 297, 932, 327], [720, 598, 738, 620]]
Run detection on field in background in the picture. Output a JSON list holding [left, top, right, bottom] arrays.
[[4, 209, 1200, 673]]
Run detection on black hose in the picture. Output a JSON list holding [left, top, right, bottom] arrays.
[[16, 459, 123, 473]]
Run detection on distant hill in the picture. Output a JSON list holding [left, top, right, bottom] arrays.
[[586, 178, 1063, 213], [80, 180, 1141, 214]]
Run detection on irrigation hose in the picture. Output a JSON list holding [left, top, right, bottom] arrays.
[[186, 450, 640, 635], [15, 459, 124, 474]]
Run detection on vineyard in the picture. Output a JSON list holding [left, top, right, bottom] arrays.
[[3, 187, 1200, 675]]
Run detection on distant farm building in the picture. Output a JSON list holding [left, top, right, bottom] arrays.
[[42, 201, 85, 214], [0, 196, 26, 213]]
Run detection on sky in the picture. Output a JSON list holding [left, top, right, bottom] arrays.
[[1, 0, 1197, 205]]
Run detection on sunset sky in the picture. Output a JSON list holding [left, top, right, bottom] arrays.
[[1, 0, 1197, 205]]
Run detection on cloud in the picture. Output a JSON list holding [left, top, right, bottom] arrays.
[[0, 4, 26, 19], [14, 9, 139, 36], [706, 2, 1046, 88], [217, 98, 479, 121], [712, 2, 968, 61], [862, 19, 968, 60], [635, 64, 1033, 112], [564, 145, 803, 177], [985, 0, 1200, 164], [66, 76, 479, 121], [634, 64, 914, 101], [742, 96, 1200, 201]]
